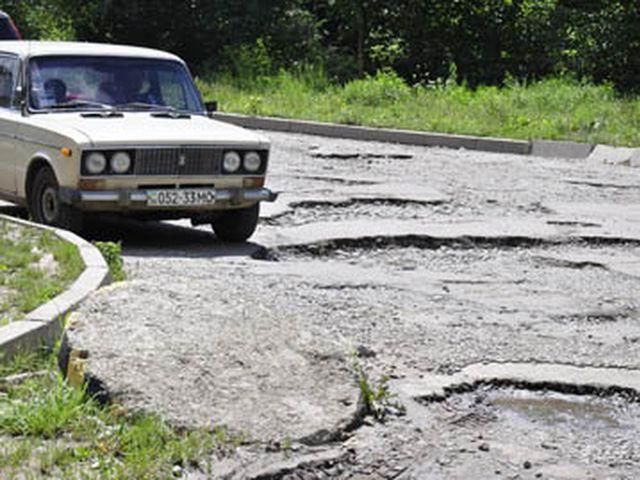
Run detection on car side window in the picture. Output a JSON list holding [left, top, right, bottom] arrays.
[[0, 54, 19, 109]]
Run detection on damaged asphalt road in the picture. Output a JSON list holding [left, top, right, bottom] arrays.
[[64, 131, 640, 478]]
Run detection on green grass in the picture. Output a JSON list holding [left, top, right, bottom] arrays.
[[0, 348, 238, 479], [0, 219, 84, 323], [93, 241, 126, 282], [198, 70, 640, 147], [0, 349, 53, 378], [352, 354, 404, 421]]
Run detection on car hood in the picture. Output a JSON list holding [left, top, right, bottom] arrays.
[[26, 112, 270, 148]]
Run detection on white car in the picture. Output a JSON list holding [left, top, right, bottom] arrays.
[[0, 41, 276, 241]]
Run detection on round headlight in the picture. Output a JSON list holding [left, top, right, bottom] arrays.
[[85, 152, 107, 175], [243, 151, 262, 173], [223, 151, 241, 173], [111, 151, 131, 174]]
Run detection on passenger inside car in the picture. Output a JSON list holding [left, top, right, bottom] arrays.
[[43, 78, 67, 105]]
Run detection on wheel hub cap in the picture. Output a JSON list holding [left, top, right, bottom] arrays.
[[41, 187, 59, 223]]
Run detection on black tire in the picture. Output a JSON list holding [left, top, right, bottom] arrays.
[[29, 167, 83, 232], [212, 203, 260, 242]]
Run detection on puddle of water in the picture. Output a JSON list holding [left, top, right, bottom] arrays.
[[417, 387, 640, 479], [491, 389, 622, 429]]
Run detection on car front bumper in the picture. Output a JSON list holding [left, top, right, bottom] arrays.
[[58, 187, 278, 211]]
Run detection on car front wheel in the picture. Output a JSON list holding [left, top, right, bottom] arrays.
[[211, 203, 259, 242], [29, 167, 83, 232]]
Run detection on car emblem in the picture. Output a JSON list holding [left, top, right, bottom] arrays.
[[178, 153, 187, 167]]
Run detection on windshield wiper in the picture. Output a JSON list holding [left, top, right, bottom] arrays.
[[116, 102, 190, 117], [116, 102, 164, 111], [49, 100, 114, 110], [151, 110, 191, 119]]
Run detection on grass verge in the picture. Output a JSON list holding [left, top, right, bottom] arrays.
[[0, 219, 84, 325], [198, 70, 640, 147], [0, 346, 237, 479]]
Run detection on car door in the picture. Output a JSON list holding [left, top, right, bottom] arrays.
[[0, 53, 19, 194]]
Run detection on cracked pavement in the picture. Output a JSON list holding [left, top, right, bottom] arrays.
[[58, 131, 640, 478]]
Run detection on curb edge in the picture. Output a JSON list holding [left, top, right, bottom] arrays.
[[0, 215, 109, 361], [211, 112, 601, 159]]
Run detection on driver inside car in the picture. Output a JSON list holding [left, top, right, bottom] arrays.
[[119, 69, 160, 105], [95, 69, 161, 106]]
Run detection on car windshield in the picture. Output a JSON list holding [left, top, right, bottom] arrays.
[[28, 55, 204, 113]]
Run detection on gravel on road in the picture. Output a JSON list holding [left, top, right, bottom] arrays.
[[65, 131, 640, 478]]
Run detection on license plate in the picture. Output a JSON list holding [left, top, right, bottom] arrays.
[[146, 189, 216, 207]]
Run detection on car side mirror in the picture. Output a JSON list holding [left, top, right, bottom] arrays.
[[204, 100, 217, 117]]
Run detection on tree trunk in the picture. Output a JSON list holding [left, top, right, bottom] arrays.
[[356, 0, 367, 76]]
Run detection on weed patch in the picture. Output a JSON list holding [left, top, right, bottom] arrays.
[[352, 356, 405, 421], [0, 349, 54, 378], [93, 241, 125, 282]]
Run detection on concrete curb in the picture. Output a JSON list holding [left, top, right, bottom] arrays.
[[212, 112, 531, 156], [530, 140, 595, 159], [211, 112, 618, 159], [0, 215, 109, 361]]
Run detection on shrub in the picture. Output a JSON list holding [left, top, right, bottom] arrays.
[[343, 70, 411, 106], [222, 38, 273, 88]]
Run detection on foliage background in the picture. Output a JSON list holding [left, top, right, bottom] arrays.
[[1, 0, 638, 92]]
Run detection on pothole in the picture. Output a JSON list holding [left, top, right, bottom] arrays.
[[551, 306, 637, 324], [264, 199, 455, 227], [272, 237, 640, 260], [271, 235, 551, 259], [294, 175, 379, 186], [408, 386, 640, 479], [263, 198, 559, 228], [547, 220, 602, 228], [531, 256, 608, 269], [310, 151, 414, 160], [252, 243, 640, 332], [564, 179, 640, 190], [293, 198, 447, 208], [236, 382, 640, 480]]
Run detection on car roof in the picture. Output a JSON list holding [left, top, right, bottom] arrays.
[[0, 41, 183, 62]]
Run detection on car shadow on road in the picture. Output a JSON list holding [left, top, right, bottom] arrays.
[[85, 216, 266, 259], [0, 204, 264, 260], [82, 216, 263, 258]]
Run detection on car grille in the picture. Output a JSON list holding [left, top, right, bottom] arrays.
[[133, 148, 222, 176]]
